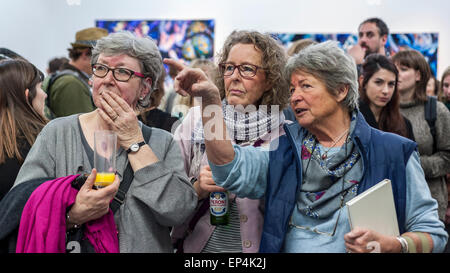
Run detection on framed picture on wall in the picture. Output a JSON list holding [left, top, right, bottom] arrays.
[[96, 19, 215, 62], [273, 32, 439, 77]]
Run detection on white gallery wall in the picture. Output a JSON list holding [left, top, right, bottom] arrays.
[[1, 0, 449, 77]]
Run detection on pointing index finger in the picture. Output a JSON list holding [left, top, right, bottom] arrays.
[[163, 58, 185, 72], [163, 58, 189, 96]]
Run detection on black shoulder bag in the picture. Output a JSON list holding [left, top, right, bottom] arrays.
[[424, 96, 438, 153]]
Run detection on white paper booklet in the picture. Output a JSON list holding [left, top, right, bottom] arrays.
[[346, 179, 400, 237]]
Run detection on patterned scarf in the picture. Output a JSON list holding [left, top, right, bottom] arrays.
[[296, 111, 363, 219]]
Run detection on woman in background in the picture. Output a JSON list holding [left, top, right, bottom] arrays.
[[426, 74, 439, 97], [438, 66, 450, 250], [0, 59, 47, 201], [358, 53, 414, 140], [438, 66, 450, 111], [393, 50, 450, 223]]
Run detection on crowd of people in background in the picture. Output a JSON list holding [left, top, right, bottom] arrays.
[[0, 17, 449, 254]]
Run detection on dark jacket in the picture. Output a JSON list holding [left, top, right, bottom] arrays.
[[261, 111, 417, 253], [139, 108, 179, 133], [0, 140, 30, 202], [0, 178, 50, 253]]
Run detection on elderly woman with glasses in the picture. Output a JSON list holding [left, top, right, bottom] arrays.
[[165, 41, 448, 253], [13, 31, 197, 252], [170, 30, 289, 253]]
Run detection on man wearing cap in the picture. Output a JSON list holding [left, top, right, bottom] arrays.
[[44, 27, 108, 118]]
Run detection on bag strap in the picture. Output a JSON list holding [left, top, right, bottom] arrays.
[[175, 198, 210, 253], [110, 125, 152, 213], [424, 96, 437, 153]]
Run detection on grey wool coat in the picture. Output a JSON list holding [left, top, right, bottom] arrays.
[[13, 114, 198, 252]]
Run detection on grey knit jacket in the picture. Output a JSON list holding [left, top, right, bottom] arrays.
[[400, 100, 450, 221], [13, 114, 198, 252]]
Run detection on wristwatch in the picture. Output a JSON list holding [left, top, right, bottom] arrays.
[[126, 141, 146, 153]]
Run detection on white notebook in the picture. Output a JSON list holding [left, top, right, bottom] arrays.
[[346, 179, 400, 237]]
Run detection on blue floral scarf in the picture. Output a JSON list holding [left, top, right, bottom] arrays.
[[296, 111, 363, 219]]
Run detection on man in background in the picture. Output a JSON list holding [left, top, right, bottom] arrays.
[[348, 17, 389, 65], [44, 27, 107, 118]]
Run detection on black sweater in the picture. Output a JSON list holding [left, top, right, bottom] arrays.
[[0, 141, 31, 201]]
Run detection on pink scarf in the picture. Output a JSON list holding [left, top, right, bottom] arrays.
[[16, 175, 119, 253]]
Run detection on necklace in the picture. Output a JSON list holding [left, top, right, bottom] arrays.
[[293, 137, 350, 236], [320, 129, 349, 160]]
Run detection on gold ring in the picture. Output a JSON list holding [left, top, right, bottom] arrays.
[[112, 115, 118, 121]]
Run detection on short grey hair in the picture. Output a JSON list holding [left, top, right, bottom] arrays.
[[284, 41, 359, 111], [91, 31, 163, 110]]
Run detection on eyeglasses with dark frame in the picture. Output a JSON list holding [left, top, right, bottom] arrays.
[[92, 63, 146, 82], [219, 63, 265, 78]]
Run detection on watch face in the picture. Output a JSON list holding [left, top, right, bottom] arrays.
[[130, 143, 139, 152]]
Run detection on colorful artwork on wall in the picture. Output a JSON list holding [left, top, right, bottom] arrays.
[[96, 19, 215, 62], [273, 33, 439, 76]]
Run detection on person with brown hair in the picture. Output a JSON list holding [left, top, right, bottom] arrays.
[[393, 50, 450, 223], [438, 66, 450, 110], [287, 39, 317, 57], [358, 53, 414, 140], [426, 74, 440, 97], [437, 67, 450, 250], [348, 17, 390, 65], [0, 59, 47, 201]]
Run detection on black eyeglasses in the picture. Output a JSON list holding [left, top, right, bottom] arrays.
[[92, 63, 146, 82], [219, 63, 265, 78]]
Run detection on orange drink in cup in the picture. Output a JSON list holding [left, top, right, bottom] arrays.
[[94, 172, 116, 187], [94, 130, 117, 188]]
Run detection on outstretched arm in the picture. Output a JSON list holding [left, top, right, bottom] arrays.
[[163, 58, 235, 166]]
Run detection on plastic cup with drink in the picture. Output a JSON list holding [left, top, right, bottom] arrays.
[[94, 130, 117, 187]]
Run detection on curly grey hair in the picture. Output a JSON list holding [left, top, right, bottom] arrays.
[[284, 41, 359, 111], [91, 31, 163, 111]]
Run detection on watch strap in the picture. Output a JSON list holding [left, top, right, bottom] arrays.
[[111, 125, 152, 213], [126, 141, 146, 153]]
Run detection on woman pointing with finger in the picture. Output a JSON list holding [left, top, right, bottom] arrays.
[[170, 30, 289, 253]]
